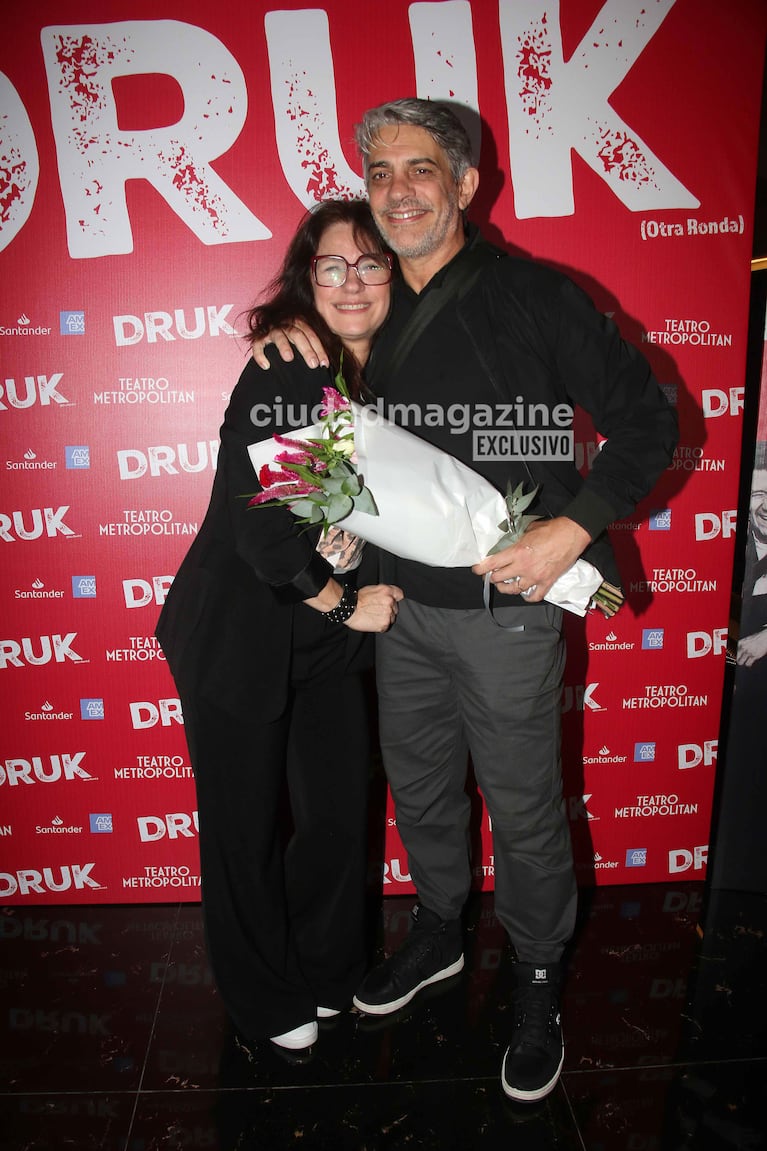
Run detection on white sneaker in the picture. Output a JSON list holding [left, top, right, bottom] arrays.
[[269, 1021, 318, 1050], [317, 1006, 341, 1019]]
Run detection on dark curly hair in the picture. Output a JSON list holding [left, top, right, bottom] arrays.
[[246, 200, 392, 398]]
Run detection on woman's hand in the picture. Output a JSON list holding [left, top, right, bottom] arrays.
[[251, 323, 329, 369], [346, 584, 404, 633]]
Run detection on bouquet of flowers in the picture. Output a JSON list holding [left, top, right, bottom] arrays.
[[248, 376, 623, 618], [247, 365, 376, 531]]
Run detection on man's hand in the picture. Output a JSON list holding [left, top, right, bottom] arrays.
[[306, 580, 403, 631], [736, 626, 767, 667], [471, 517, 591, 602], [251, 322, 329, 370], [347, 584, 404, 632]]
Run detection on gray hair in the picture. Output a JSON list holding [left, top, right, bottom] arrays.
[[354, 98, 474, 183]]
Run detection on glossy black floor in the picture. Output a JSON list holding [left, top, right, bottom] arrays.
[[1, 882, 765, 1151]]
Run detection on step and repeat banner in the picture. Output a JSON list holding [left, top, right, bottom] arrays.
[[2, 0, 765, 904]]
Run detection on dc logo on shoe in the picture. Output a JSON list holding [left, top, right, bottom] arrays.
[[534, 968, 547, 981]]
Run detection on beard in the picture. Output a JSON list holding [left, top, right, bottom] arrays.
[[374, 193, 460, 259]]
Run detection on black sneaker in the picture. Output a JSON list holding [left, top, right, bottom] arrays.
[[501, 962, 564, 1103], [353, 904, 464, 1015]]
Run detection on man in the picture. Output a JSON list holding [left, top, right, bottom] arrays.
[[254, 98, 678, 1102]]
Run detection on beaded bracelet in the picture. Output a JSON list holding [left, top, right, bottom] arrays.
[[321, 583, 358, 625]]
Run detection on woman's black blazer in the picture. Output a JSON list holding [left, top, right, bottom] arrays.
[[155, 351, 370, 723]]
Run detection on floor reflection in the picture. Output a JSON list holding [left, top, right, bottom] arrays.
[[0, 883, 765, 1150]]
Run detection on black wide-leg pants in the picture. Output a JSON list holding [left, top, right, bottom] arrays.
[[186, 616, 369, 1041]]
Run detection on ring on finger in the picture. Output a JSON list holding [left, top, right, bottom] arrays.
[[502, 574, 522, 585], [520, 584, 538, 598]]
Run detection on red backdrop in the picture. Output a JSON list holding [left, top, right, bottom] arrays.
[[1, 0, 765, 904]]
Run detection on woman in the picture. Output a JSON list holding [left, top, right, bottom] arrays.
[[155, 200, 403, 1053]]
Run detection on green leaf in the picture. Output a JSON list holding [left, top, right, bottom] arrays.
[[289, 499, 319, 519], [327, 461, 353, 481], [321, 476, 347, 495], [281, 461, 320, 486], [517, 513, 543, 536], [505, 481, 539, 516], [326, 493, 354, 523], [487, 531, 516, 555], [341, 474, 362, 497], [353, 486, 379, 516], [334, 351, 351, 400], [500, 482, 542, 539]]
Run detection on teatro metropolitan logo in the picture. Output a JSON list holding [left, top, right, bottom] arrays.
[[670, 443, 726, 473], [641, 316, 734, 349], [615, 793, 699, 818], [98, 508, 197, 537], [122, 865, 201, 891], [105, 636, 166, 663], [630, 568, 717, 595], [623, 684, 708, 709], [94, 376, 195, 405], [114, 754, 192, 781]]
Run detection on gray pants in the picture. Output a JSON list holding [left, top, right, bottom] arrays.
[[376, 598, 576, 963]]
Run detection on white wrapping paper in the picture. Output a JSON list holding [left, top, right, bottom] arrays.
[[247, 402, 603, 615]]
